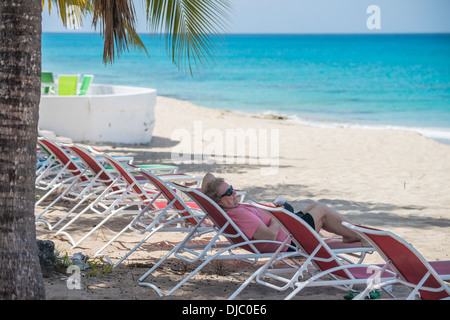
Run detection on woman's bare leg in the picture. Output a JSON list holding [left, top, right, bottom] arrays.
[[304, 202, 362, 243]]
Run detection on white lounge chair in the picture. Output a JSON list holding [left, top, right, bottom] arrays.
[[343, 222, 450, 300]]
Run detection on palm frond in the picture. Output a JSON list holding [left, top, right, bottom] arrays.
[[145, 0, 232, 74], [91, 0, 147, 64], [42, 0, 231, 70], [42, 0, 88, 29]]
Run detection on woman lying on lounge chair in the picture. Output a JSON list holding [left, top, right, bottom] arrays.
[[201, 173, 367, 251]]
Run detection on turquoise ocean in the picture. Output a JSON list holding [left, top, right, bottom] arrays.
[[42, 33, 450, 144]]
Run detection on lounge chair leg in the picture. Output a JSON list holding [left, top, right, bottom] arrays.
[[228, 267, 262, 300], [163, 257, 215, 297], [55, 202, 94, 241], [138, 244, 182, 295], [94, 223, 132, 264], [71, 207, 120, 248], [139, 245, 178, 283], [94, 221, 160, 267], [112, 226, 165, 267], [49, 197, 89, 230]]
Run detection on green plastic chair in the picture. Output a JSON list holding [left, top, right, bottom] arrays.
[[41, 72, 55, 94], [58, 75, 78, 96], [41, 72, 54, 83], [79, 75, 94, 95]]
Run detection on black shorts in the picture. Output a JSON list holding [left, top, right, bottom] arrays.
[[295, 211, 315, 230], [287, 211, 315, 252], [282, 203, 315, 230]]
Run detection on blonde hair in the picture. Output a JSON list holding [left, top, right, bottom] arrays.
[[203, 177, 225, 203]]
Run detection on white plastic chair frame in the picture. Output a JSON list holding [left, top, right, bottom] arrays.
[[54, 148, 202, 249], [35, 138, 93, 212], [229, 202, 391, 300], [343, 222, 450, 300], [94, 169, 213, 267], [36, 143, 130, 231], [137, 185, 297, 297]]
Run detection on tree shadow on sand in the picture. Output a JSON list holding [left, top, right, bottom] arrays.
[[241, 183, 450, 231], [95, 140, 449, 231]]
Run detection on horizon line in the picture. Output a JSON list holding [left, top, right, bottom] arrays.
[[42, 31, 450, 35]]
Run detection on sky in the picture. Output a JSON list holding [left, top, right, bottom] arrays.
[[41, 0, 450, 34]]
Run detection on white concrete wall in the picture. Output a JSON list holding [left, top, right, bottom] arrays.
[[39, 84, 156, 144]]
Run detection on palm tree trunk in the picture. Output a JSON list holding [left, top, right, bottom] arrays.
[[0, 0, 45, 299]]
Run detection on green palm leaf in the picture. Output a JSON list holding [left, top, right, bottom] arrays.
[[145, 0, 232, 74], [90, 0, 148, 63], [42, 0, 88, 29], [42, 0, 232, 72]]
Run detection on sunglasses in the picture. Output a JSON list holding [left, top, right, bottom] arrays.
[[218, 185, 233, 200]]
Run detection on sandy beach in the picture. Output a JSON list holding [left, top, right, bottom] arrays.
[[36, 95, 450, 301]]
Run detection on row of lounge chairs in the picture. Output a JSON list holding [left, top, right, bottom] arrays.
[[35, 137, 203, 260], [35, 137, 450, 299]]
